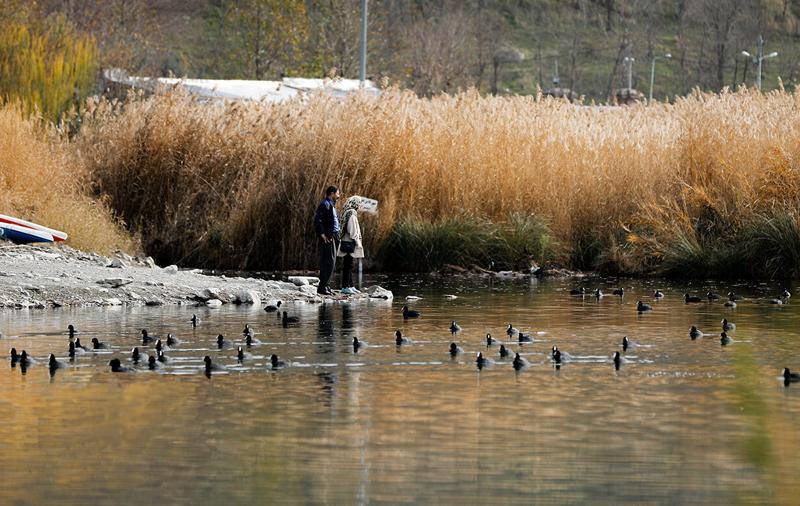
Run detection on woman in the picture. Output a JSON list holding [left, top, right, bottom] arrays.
[[337, 196, 364, 294]]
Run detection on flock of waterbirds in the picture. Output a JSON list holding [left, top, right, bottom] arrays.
[[5, 287, 800, 385], [6, 307, 300, 378], [405, 285, 799, 385], [558, 286, 798, 385]]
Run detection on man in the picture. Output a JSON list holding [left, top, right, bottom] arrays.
[[313, 186, 341, 295]]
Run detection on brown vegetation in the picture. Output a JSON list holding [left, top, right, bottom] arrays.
[[0, 102, 135, 254], [76, 87, 800, 275]]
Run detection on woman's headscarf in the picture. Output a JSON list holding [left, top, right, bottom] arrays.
[[341, 196, 362, 232]]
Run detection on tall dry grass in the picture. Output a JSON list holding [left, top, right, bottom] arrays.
[[0, 101, 135, 254], [75, 86, 800, 274]]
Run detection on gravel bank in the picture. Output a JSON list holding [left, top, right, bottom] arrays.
[[0, 244, 390, 309]]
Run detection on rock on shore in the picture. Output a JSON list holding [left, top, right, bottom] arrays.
[[0, 244, 386, 309]]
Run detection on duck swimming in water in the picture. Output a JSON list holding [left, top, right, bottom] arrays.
[[131, 347, 141, 363], [506, 324, 519, 336], [486, 333, 501, 346], [654, 290, 664, 299], [569, 287, 586, 296], [18, 350, 34, 368], [9, 347, 19, 365], [475, 352, 493, 369], [612, 287, 624, 296], [637, 301, 652, 312], [402, 305, 421, 319], [108, 358, 129, 372], [518, 332, 533, 343], [449, 342, 463, 356], [141, 329, 153, 344], [48, 354, 63, 371], [264, 301, 282, 312], [499, 344, 511, 358], [721, 318, 736, 331], [282, 311, 300, 326], [783, 368, 800, 383], [353, 337, 367, 353], [245, 332, 260, 346], [190, 314, 198, 328], [395, 330, 412, 346], [91, 338, 106, 350], [512, 353, 529, 371], [689, 326, 703, 339], [720, 332, 732, 346], [203, 355, 221, 375], [270, 354, 287, 369], [166, 333, 178, 347], [449, 321, 462, 334], [707, 291, 721, 301], [684, 293, 703, 303], [613, 351, 621, 370]]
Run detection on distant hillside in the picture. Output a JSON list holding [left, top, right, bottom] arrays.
[[12, 1, 800, 101]]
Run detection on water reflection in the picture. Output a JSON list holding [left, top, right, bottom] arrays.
[[0, 275, 799, 504]]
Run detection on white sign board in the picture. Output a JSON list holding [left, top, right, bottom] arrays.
[[357, 196, 379, 214]]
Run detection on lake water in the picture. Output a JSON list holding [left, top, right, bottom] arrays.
[[1, 275, 799, 505]]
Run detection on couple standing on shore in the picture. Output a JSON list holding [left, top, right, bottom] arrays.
[[313, 186, 364, 296]]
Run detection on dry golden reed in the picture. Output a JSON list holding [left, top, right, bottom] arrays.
[[0, 102, 135, 254], [76, 86, 800, 272]]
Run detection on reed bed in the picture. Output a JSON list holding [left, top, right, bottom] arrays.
[[0, 102, 134, 254], [76, 87, 800, 276]]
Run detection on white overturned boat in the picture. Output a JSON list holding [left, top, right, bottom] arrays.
[[0, 214, 68, 244]]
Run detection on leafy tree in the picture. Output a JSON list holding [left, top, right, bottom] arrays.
[[229, 0, 311, 79], [0, 15, 97, 123]]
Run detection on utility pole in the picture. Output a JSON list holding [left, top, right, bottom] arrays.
[[649, 53, 671, 103], [359, 0, 368, 88]]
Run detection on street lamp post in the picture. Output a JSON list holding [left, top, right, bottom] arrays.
[[359, 0, 368, 88], [649, 53, 671, 103], [623, 56, 634, 90], [552, 59, 560, 87], [741, 35, 778, 91]]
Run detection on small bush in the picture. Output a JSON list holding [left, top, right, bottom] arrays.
[[741, 213, 800, 279], [377, 214, 555, 272]]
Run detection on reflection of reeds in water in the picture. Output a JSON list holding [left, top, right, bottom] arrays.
[[730, 343, 800, 504], [76, 88, 800, 273], [0, 103, 134, 254]]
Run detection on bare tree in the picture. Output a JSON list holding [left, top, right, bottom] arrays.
[[406, 9, 478, 96]]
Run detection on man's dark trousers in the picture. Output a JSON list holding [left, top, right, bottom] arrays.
[[318, 237, 338, 293]]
